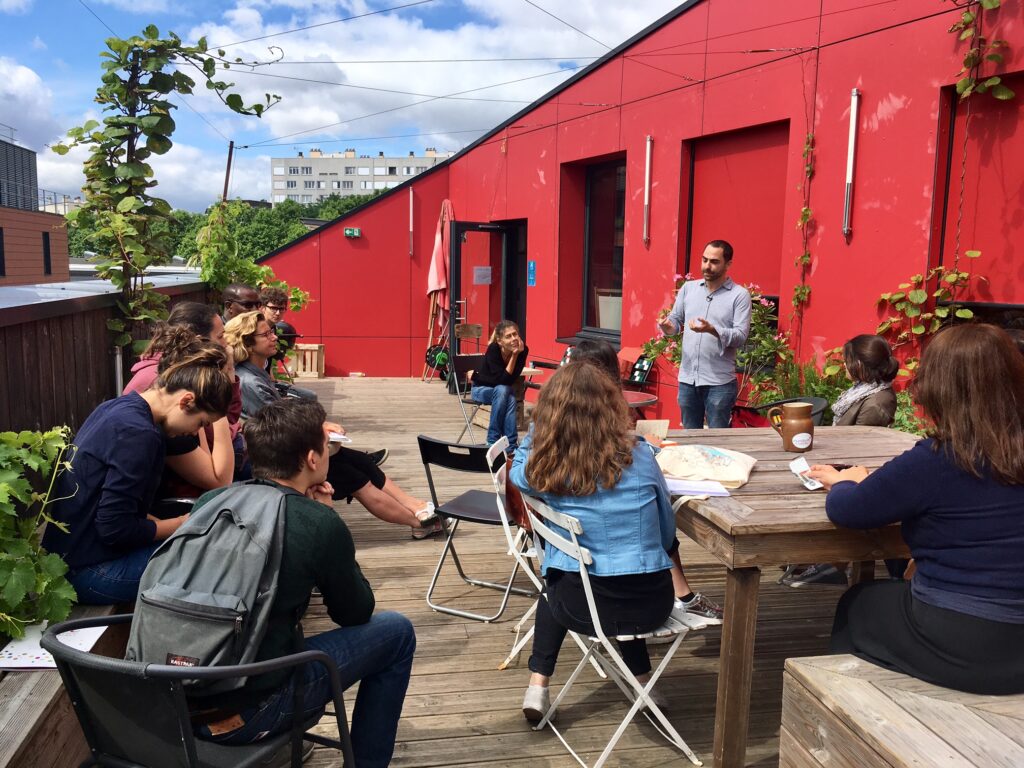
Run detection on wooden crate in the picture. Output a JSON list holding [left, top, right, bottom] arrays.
[[289, 343, 325, 379], [781, 654, 1024, 767]]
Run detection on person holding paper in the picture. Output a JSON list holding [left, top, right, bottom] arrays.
[[657, 240, 751, 429], [808, 324, 1024, 695]]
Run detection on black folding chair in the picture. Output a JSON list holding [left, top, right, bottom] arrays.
[[418, 435, 538, 622], [448, 352, 487, 444], [41, 614, 354, 768]]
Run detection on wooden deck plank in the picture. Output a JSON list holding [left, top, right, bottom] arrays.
[[292, 378, 847, 766]]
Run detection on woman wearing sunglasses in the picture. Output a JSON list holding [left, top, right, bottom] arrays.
[[225, 312, 442, 540]]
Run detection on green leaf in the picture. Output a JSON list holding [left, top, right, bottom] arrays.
[[143, 24, 159, 39], [890, 292, 906, 302], [2, 560, 36, 606], [992, 84, 1016, 100], [908, 289, 928, 305], [964, 249, 981, 258], [980, 0, 1001, 9], [876, 319, 892, 333], [986, 53, 1004, 64], [911, 324, 926, 335], [960, 27, 975, 40], [37, 552, 68, 582], [905, 305, 921, 317], [935, 305, 950, 318], [225, 93, 244, 112], [956, 76, 974, 95], [146, 134, 173, 155], [955, 308, 975, 319], [983, 76, 1002, 88]]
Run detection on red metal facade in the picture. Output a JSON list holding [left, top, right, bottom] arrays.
[[264, 0, 1024, 423]]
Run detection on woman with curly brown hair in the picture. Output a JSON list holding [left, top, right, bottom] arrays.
[[224, 311, 442, 539], [510, 362, 683, 721], [809, 324, 1024, 694]]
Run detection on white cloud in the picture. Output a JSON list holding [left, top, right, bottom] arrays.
[[0, 57, 64, 153], [94, 0, 171, 12], [30, 35, 46, 50], [0, 0, 33, 13]]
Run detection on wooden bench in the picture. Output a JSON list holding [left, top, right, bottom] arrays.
[[782, 654, 1024, 767], [0, 605, 124, 768]]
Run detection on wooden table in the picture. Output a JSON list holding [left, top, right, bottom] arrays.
[[667, 426, 917, 768]]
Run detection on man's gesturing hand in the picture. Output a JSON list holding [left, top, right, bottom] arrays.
[[688, 317, 718, 337]]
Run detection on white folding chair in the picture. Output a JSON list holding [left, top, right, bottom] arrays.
[[521, 493, 703, 768], [483, 438, 604, 679]]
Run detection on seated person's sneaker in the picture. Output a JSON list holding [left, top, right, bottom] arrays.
[[263, 740, 315, 767], [411, 504, 443, 540], [522, 684, 550, 724], [671, 592, 724, 628], [783, 562, 848, 588], [366, 448, 388, 467]]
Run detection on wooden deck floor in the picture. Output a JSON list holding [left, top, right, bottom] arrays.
[[298, 377, 846, 767]]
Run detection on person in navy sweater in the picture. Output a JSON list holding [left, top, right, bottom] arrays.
[[809, 324, 1024, 694], [471, 320, 528, 452], [43, 337, 233, 605]]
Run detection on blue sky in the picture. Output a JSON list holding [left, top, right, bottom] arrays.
[[1, 0, 681, 211]]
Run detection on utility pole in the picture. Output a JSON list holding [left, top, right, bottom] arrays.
[[222, 140, 235, 200]]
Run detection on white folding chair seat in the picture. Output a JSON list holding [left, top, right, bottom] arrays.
[[521, 493, 703, 768]]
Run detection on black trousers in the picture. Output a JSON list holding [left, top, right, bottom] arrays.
[[326, 446, 386, 500], [831, 579, 1024, 695], [529, 569, 674, 677]]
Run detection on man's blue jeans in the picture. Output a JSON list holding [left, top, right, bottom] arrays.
[[471, 383, 518, 449], [678, 380, 738, 429], [198, 611, 416, 768], [67, 543, 161, 605]]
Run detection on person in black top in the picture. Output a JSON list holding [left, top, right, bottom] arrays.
[[43, 337, 233, 604], [470, 320, 529, 451]]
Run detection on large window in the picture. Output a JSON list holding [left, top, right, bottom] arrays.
[[582, 160, 625, 332]]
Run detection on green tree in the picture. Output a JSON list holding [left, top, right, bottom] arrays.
[[52, 26, 278, 347], [192, 200, 309, 310]]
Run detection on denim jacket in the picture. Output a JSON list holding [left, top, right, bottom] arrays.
[[510, 433, 676, 577]]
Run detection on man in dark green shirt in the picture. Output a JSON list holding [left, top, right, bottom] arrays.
[[195, 398, 415, 768]]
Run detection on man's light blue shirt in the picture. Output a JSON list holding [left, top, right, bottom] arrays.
[[664, 277, 752, 386], [510, 433, 676, 577]]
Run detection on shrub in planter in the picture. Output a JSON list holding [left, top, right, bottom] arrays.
[[0, 428, 77, 639]]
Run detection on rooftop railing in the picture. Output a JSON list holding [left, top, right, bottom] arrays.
[[0, 178, 82, 216]]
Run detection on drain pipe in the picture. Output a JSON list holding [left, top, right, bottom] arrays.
[[114, 344, 124, 395]]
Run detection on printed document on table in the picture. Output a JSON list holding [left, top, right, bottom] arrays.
[[0, 621, 106, 670], [664, 478, 730, 497]]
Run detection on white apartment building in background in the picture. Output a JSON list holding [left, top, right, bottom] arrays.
[[270, 147, 454, 205]]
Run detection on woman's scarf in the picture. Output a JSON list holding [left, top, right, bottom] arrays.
[[832, 381, 892, 425]]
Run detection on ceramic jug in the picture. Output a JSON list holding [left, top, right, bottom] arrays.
[[766, 401, 814, 452]]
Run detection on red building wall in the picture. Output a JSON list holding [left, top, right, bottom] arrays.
[[264, 0, 1024, 423]]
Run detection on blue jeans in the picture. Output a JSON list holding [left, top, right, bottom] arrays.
[[199, 611, 415, 768], [67, 543, 161, 605], [471, 384, 518, 449], [678, 380, 738, 429]]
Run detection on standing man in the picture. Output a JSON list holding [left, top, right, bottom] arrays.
[[658, 239, 751, 429], [223, 283, 262, 321]]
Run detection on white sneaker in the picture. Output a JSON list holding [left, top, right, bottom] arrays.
[[671, 595, 723, 629], [522, 684, 550, 724]]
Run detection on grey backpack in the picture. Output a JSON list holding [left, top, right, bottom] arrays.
[[125, 481, 291, 694]]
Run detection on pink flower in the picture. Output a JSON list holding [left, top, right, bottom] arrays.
[[684, 272, 694, 280]]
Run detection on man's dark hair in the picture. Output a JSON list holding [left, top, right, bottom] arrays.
[[260, 287, 289, 308], [571, 339, 621, 384], [245, 398, 327, 481], [706, 239, 734, 262], [223, 283, 259, 304]]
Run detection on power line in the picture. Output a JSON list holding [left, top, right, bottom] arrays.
[[521, 0, 610, 50], [77, 0, 117, 36], [243, 64, 591, 147], [214, 0, 437, 48], [178, 97, 231, 142], [240, 128, 493, 150], [274, 55, 601, 64], [219, 65, 578, 104]]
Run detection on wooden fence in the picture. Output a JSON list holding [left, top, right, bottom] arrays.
[[0, 282, 208, 433]]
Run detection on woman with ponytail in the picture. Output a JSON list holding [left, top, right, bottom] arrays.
[[831, 334, 899, 427], [43, 338, 233, 604]]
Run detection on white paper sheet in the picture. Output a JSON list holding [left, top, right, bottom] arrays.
[[0, 621, 106, 670], [664, 477, 730, 497]]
